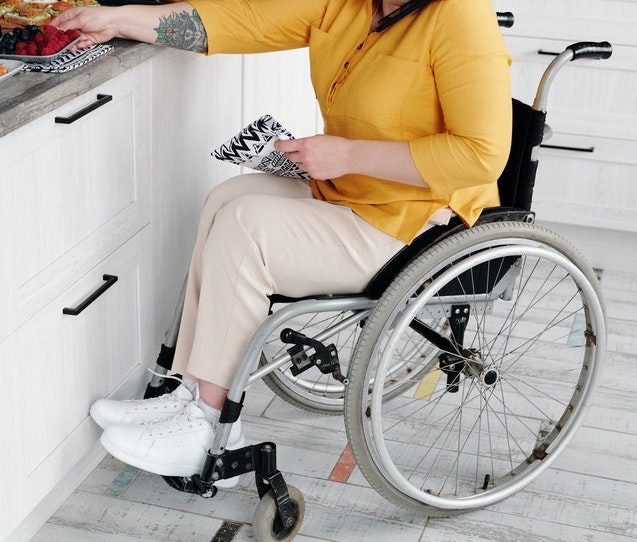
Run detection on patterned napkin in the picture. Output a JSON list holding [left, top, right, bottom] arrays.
[[21, 44, 114, 73], [213, 114, 311, 180]]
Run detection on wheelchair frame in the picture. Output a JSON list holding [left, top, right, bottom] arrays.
[[142, 18, 612, 541]]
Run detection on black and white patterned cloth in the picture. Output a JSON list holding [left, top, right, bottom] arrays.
[[21, 44, 114, 73], [213, 114, 311, 180]]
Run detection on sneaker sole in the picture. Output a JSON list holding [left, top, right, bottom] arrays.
[[100, 431, 246, 488]]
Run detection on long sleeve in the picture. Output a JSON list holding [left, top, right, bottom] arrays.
[[189, 0, 328, 54], [408, 0, 512, 198]]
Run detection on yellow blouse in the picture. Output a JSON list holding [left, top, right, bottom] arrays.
[[191, 0, 512, 243]]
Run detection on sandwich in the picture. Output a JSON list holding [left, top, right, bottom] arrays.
[[3, 4, 52, 26]]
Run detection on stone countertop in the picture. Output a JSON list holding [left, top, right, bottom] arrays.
[[0, 39, 163, 139]]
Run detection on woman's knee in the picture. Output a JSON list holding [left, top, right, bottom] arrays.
[[212, 194, 268, 238], [203, 174, 264, 211]]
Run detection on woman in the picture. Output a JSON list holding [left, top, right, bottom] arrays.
[[53, 0, 512, 482]]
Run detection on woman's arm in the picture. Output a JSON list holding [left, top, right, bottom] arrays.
[[51, 3, 207, 52], [275, 136, 428, 187]]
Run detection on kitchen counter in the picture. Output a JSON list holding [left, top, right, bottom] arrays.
[[0, 39, 163, 139]]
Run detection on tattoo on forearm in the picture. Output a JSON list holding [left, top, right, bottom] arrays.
[[154, 9, 208, 52]]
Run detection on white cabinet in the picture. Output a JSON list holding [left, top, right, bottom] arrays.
[[492, 0, 637, 235], [0, 63, 155, 542], [0, 47, 247, 541], [0, 235, 152, 541], [0, 66, 152, 342]]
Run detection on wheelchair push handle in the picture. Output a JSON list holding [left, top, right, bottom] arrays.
[[533, 40, 612, 112], [567, 41, 613, 61]]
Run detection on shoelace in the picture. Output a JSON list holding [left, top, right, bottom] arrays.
[[143, 400, 209, 435]]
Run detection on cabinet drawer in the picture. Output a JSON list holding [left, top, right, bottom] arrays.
[[533, 134, 637, 231], [504, 36, 637, 140], [0, 67, 151, 339], [491, 0, 637, 46], [0, 231, 151, 534]]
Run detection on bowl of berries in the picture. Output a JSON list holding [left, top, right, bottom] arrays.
[[0, 24, 81, 63]]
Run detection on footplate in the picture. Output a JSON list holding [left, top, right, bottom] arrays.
[[162, 442, 296, 511], [162, 473, 218, 498], [161, 442, 266, 497]]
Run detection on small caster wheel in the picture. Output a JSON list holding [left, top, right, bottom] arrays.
[[253, 485, 305, 542]]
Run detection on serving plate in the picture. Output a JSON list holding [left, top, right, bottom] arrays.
[[0, 59, 24, 81], [0, 36, 80, 64]]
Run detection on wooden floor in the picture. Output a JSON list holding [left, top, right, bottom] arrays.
[[30, 262, 637, 542]]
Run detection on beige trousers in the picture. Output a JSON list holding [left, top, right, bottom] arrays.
[[171, 173, 417, 388]]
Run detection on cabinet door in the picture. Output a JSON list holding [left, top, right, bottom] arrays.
[[491, 0, 637, 46], [0, 335, 20, 541], [0, 232, 152, 542], [534, 134, 637, 230], [0, 66, 151, 342]]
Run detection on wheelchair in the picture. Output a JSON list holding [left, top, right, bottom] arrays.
[[142, 14, 611, 541]]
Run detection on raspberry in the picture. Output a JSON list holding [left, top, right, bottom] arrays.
[[49, 40, 65, 52], [8, 25, 81, 57]]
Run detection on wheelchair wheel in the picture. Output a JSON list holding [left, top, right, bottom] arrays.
[[253, 485, 305, 542], [344, 222, 606, 515], [259, 308, 366, 414]]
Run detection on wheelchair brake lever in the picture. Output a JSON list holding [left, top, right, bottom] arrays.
[[280, 328, 344, 380]]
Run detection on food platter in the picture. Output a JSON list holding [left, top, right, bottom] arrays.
[[0, 0, 98, 30], [0, 58, 23, 80], [0, 35, 79, 62]]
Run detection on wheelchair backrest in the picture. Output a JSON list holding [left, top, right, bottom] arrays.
[[497, 99, 546, 211]]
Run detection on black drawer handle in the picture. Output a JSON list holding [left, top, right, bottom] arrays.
[[55, 94, 113, 124], [540, 144, 595, 153], [63, 274, 118, 315]]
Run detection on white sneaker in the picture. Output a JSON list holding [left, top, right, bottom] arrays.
[[100, 401, 246, 486], [90, 384, 194, 430]]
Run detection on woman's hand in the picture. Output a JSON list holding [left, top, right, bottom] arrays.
[[276, 135, 428, 187], [275, 135, 353, 181], [51, 7, 118, 47]]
